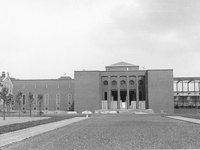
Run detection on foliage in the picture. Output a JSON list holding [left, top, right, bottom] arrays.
[[15, 91, 23, 118], [37, 94, 43, 116], [28, 92, 34, 117], [0, 87, 8, 120], [6, 94, 13, 116]]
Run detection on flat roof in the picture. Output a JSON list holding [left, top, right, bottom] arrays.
[[174, 77, 200, 80]]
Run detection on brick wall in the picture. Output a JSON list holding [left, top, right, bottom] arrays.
[[74, 71, 101, 113], [147, 70, 174, 113]]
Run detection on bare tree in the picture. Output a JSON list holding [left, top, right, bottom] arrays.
[[15, 91, 22, 118], [6, 94, 13, 116], [28, 92, 34, 117], [37, 94, 43, 116], [1, 87, 8, 120]]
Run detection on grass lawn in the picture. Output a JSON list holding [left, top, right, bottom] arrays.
[[3, 114, 200, 150], [0, 113, 85, 135]]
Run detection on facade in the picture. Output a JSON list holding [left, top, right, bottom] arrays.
[[174, 77, 200, 108], [0, 72, 13, 111], [75, 62, 174, 113], [10, 62, 199, 114], [12, 76, 74, 112]]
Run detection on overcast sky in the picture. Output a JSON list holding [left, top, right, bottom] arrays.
[[0, 0, 200, 79]]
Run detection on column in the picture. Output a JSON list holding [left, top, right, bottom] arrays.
[[108, 76, 111, 109], [136, 76, 139, 109], [194, 80, 196, 92], [126, 76, 130, 109], [117, 76, 120, 109]]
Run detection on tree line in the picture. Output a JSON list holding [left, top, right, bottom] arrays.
[[0, 86, 43, 120]]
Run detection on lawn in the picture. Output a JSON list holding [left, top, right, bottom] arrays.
[[0, 113, 85, 135], [2, 114, 200, 150]]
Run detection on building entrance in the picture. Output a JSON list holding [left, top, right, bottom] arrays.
[[120, 90, 127, 109], [111, 90, 118, 109], [120, 91, 127, 102]]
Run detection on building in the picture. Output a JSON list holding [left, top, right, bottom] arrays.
[[12, 76, 74, 112], [174, 77, 200, 108], [74, 62, 174, 113], [11, 62, 199, 114], [0, 72, 13, 111]]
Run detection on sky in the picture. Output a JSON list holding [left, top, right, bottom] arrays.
[[0, 0, 200, 79]]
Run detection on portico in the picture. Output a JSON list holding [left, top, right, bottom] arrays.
[[101, 62, 146, 110], [101, 75, 146, 110]]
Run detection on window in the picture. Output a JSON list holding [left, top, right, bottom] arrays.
[[129, 80, 134, 85], [68, 93, 72, 102], [12, 100, 15, 106], [44, 94, 49, 105], [112, 80, 117, 85], [120, 80, 126, 85], [103, 80, 108, 86], [56, 107, 60, 110], [34, 107, 37, 110], [104, 92, 107, 100], [22, 95, 26, 105], [33, 94, 37, 105], [139, 80, 143, 85], [56, 94, 60, 105]]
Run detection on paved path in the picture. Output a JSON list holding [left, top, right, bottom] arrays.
[[0, 117, 87, 148], [167, 116, 200, 124], [0, 117, 50, 127]]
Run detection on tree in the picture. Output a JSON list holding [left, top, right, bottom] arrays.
[[28, 92, 34, 117], [6, 94, 13, 116], [15, 91, 22, 118], [1, 87, 8, 120], [37, 94, 43, 116]]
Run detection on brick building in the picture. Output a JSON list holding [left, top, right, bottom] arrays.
[[11, 76, 74, 112], [11, 62, 200, 114], [74, 62, 174, 113]]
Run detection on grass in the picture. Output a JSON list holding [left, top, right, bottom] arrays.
[[0, 114, 85, 135], [3, 114, 200, 150]]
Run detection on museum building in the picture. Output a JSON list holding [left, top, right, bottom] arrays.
[[74, 62, 174, 113], [10, 62, 200, 114]]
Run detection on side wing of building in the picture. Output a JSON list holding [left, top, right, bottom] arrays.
[[12, 79, 74, 112]]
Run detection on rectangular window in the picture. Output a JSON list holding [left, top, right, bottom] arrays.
[[23, 95, 26, 105], [45, 94, 49, 105], [56, 94, 60, 105], [33, 94, 37, 105], [104, 92, 107, 100], [68, 93, 72, 102]]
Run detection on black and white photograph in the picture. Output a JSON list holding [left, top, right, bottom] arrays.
[[1, 0, 200, 149]]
